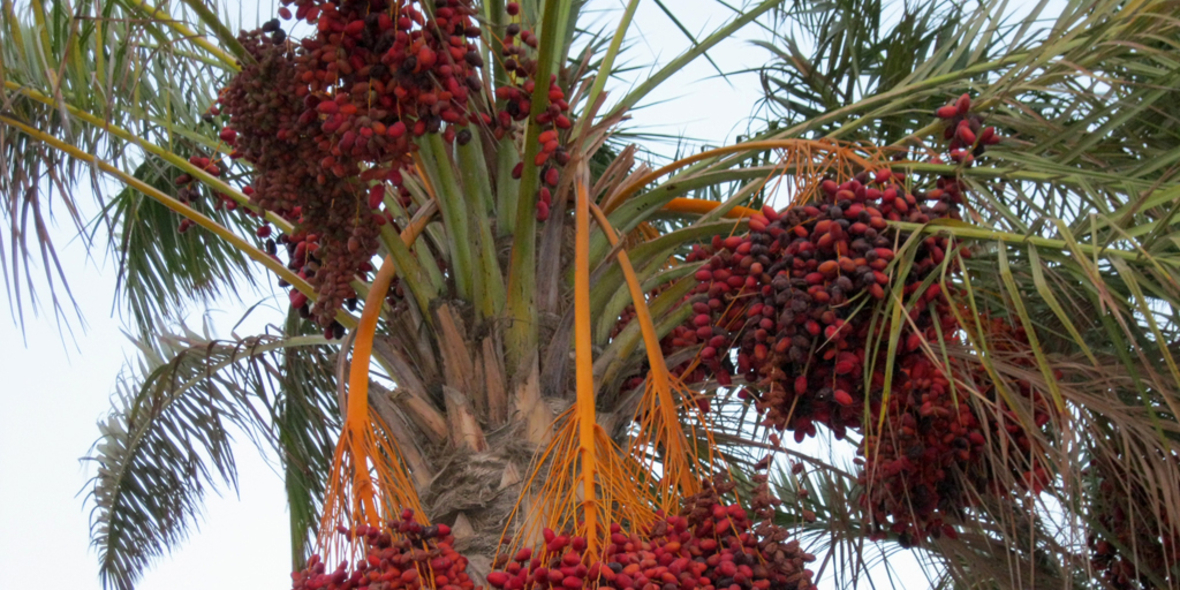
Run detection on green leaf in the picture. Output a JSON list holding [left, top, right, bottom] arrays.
[[86, 327, 337, 590]]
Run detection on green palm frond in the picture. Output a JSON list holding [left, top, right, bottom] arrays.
[[100, 152, 260, 334], [85, 323, 339, 590], [755, 0, 993, 141], [1, 0, 247, 333], [274, 310, 343, 568]]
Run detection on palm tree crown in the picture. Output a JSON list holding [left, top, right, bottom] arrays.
[[2, 0, 1179, 589]]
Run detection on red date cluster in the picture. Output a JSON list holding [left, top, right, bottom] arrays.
[[935, 93, 1001, 164], [857, 316, 1060, 545], [657, 97, 1063, 544], [292, 510, 472, 590], [684, 180, 1062, 543], [686, 170, 964, 443], [188, 0, 580, 336], [213, 30, 379, 335], [856, 355, 979, 545], [289, 0, 484, 148], [172, 153, 247, 233], [202, 0, 488, 335], [485, 478, 815, 590]]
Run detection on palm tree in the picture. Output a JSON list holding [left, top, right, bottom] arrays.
[[2, 0, 1178, 589]]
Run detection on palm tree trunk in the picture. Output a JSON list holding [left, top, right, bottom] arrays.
[[369, 303, 571, 583]]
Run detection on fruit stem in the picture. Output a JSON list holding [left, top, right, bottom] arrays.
[[342, 212, 437, 526], [589, 201, 700, 504], [573, 164, 599, 553], [662, 198, 760, 219], [345, 254, 397, 527]]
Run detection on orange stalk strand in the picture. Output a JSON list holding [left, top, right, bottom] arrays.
[[662, 198, 760, 219], [338, 209, 437, 528], [588, 202, 699, 500], [494, 407, 576, 556], [344, 253, 398, 525], [574, 166, 600, 552]]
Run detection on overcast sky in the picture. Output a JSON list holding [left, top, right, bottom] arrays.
[[0, 1, 933, 588]]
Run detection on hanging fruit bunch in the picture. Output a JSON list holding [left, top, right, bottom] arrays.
[[292, 511, 471, 590], [854, 274, 1058, 543], [659, 95, 1061, 545], [968, 317, 1058, 495], [485, 476, 816, 590], [219, 0, 487, 335], [856, 354, 979, 545], [684, 168, 965, 443]]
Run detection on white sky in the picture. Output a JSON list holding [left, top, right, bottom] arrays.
[[0, 1, 936, 588]]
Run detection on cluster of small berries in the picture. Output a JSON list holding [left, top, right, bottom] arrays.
[[292, 511, 470, 590], [485, 477, 815, 590]]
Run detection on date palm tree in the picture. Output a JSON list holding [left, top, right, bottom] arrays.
[[2, 0, 1179, 589]]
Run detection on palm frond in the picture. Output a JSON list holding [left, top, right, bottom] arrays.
[[85, 324, 339, 590], [1, 0, 249, 333], [101, 152, 259, 334]]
